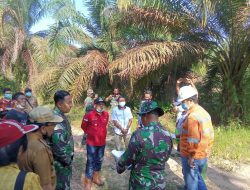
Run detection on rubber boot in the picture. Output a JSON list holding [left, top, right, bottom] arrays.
[[93, 171, 104, 186], [84, 177, 92, 190]]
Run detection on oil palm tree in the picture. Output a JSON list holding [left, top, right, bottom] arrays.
[[0, 0, 48, 84], [202, 1, 250, 119], [113, 0, 250, 120], [32, 0, 114, 102]]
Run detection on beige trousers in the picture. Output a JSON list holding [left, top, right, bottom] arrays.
[[114, 134, 131, 151]]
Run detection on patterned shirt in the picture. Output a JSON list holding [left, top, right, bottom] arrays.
[[118, 122, 173, 190], [51, 107, 74, 167], [0, 98, 14, 111]]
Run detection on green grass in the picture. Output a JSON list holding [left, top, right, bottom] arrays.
[[210, 125, 250, 163]]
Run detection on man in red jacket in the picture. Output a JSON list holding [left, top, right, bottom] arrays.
[[81, 97, 109, 190]]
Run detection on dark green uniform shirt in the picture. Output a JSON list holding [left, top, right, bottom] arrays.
[[119, 122, 173, 190]]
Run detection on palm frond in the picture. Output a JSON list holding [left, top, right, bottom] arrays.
[[1, 7, 20, 28], [31, 67, 63, 101], [192, 0, 217, 26], [120, 6, 187, 35], [117, 0, 133, 10], [68, 50, 108, 103], [48, 21, 92, 56], [84, 0, 107, 34], [109, 41, 204, 80], [32, 50, 109, 103]]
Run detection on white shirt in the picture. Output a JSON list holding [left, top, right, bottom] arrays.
[[111, 106, 133, 135], [176, 105, 184, 121]]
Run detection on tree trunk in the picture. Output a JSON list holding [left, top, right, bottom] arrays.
[[222, 76, 243, 121], [12, 28, 25, 64], [22, 49, 37, 86]]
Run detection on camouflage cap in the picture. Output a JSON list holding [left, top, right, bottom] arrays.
[[29, 106, 63, 124], [138, 101, 164, 116]]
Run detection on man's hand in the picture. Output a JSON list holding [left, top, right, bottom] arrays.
[[117, 161, 126, 174], [188, 157, 195, 169], [185, 78, 193, 84], [176, 78, 183, 84], [121, 128, 127, 135], [124, 128, 129, 135], [0, 108, 3, 111], [105, 94, 113, 101]]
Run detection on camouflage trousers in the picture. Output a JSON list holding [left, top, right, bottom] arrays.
[[54, 161, 72, 190]]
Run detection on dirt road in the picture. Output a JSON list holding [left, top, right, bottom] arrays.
[[71, 127, 250, 190]]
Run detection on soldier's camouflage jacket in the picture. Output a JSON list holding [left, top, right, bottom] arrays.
[[51, 107, 74, 166], [118, 122, 173, 190]]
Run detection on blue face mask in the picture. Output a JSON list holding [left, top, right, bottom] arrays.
[[25, 92, 32, 97], [4, 93, 12, 100], [181, 102, 189, 110]]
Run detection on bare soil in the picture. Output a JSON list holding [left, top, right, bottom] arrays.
[[71, 126, 250, 190]]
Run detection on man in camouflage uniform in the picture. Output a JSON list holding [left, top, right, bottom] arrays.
[[84, 89, 95, 114], [51, 90, 74, 190], [117, 101, 173, 190]]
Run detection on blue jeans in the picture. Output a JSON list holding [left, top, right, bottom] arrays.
[[181, 156, 208, 190], [85, 145, 105, 179]]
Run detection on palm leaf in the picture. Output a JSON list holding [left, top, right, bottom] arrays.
[[120, 6, 185, 34], [48, 21, 92, 56], [31, 67, 63, 101], [68, 50, 108, 103], [109, 41, 204, 80]]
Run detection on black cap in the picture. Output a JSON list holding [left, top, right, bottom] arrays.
[[94, 97, 105, 104]]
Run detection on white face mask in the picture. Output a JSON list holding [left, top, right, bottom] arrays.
[[16, 104, 25, 109], [96, 108, 104, 113], [119, 102, 126, 107]]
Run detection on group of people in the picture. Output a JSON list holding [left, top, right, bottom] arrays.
[[0, 73, 214, 190], [0, 88, 38, 122], [0, 90, 74, 190], [80, 75, 214, 190]]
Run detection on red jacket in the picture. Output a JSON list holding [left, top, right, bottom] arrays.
[[81, 110, 109, 146]]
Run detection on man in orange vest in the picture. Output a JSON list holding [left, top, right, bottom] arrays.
[[177, 86, 214, 190]]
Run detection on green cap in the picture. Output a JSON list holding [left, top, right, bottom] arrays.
[[138, 101, 164, 116], [29, 106, 63, 124]]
